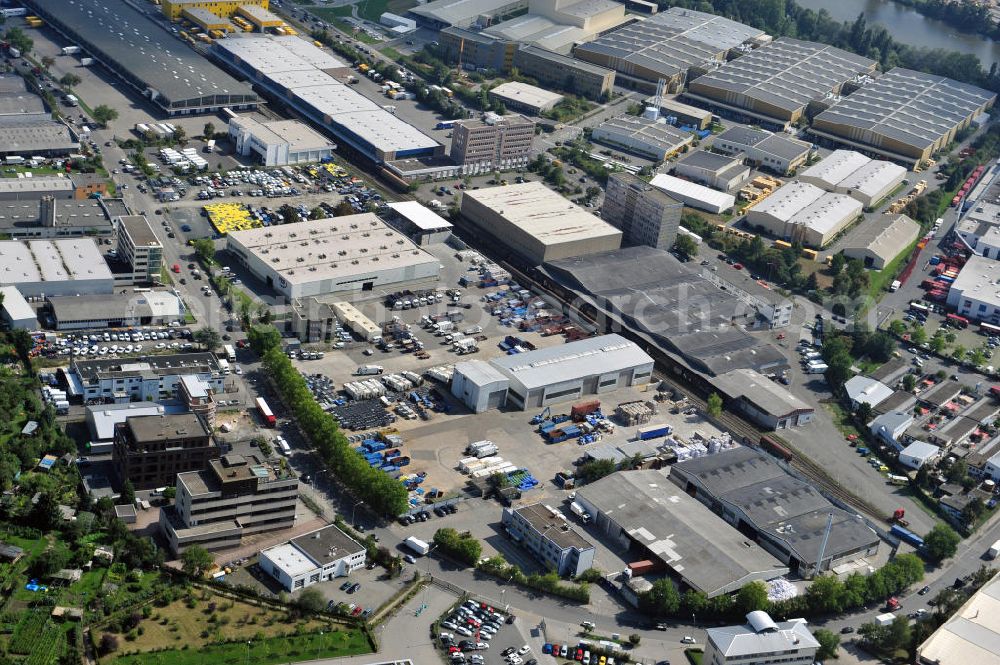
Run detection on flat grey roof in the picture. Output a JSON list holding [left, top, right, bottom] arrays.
[[814, 68, 996, 153], [125, 412, 210, 444], [516, 44, 614, 77], [512, 503, 594, 550], [674, 149, 742, 173], [0, 176, 74, 194], [73, 352, 220, 382], [26, 0, 257, 110], [672, 447, 879, 566], [949, 255, 1000, 309], [710, 369, 812, 417], [575, 7, 764, 82], [0, 122, 78, 154], [688, 37, 875, 116], [86, 402, 171, 441], [577, 470, 788, 597], [0, 285, 34, 322], [0, 93, 45, 116], [410, 0, 525, 25], [291, 524, 365, 564], [119, 215, 160, 247], [489, 334, 652, 392], [0, 199, 112, 233], [542, 246, 788, 376]]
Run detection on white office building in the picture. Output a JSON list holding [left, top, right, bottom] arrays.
[[704, 611, 819, 665], [70, 352, 225, 402], [948, 255, 1000, 323], [228, 116, 336, 167], [259, 525, 366, 591]]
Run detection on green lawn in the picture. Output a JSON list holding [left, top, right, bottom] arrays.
[[310, 5, 353, 19], [112, 628, 371, 665], [685, 649, 704, 665], [868, 237, 920, 299]]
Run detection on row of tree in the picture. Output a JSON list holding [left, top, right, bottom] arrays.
[[258, 333, 409, 515], [432, 527, 482, 565], [638, 553, 924, 622]]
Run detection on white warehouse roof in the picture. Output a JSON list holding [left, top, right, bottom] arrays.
[[211, 34, 349, 74], [750, 181, 825, 222], [649, 173, 736, 212], [489, 334, 652, 392], [0, 239, 112, 284], [799, 149, 871, 189], [388, 201, 453, 230], [794, 193, 863, 237], [837, 160, 907, 200], [0, 285, 34, 322]]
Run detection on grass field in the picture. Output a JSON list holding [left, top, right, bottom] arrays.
[[112, 628, 371, 665], [102, 590, 366, 664]]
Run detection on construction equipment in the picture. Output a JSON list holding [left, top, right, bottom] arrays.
[[530, 407, 551, 425]]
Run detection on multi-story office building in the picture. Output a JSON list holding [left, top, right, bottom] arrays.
[[71, 352, 225, 402], [501, 503, 595, 577], [115, 215, 162, 285], [704, 611, 819, 665], [112, 412, 219, 490], [601, 172, 683, 249], [159, 453, 298, 555], [450, 113, 535, 175]]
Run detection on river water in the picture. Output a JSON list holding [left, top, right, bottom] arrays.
[[794, 0, 1000, 66]]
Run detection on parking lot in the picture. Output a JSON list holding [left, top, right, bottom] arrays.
[[438, 597, 535, 665]]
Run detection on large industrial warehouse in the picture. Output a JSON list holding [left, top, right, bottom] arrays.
[[577, 470, 789, 597], [540, 246, 790, 377], [745, 181, 863, 248], [669, 447, 880, 576], [225, 214, 441, 299], [842, 214, 921, 269], [685, 37, 876, 128], [213, 36, 441, 164], [24, 0, 258, 116], [573, 7, 766, 92], [459, 181, 622, 265], [591, 115, 693, 161], [811, 68, 996, 168], [0, 239, 113, 298], [799, 149, 907, 207]]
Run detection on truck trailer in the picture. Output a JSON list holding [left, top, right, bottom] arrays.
[[404, 536, 430, 556]]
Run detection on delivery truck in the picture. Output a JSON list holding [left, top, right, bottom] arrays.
[[404, 536, 430, 556], [356, 365, 384, 376], [570, 501, 591, 524], [989, 539, 1000, 560]]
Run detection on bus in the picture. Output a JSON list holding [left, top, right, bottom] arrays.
[[887, 474, 908, 486], [435, 120, 457, 130], [909, 302, 929, 315], [255, 397, 276, 427], [982, 322, 1000, 336], [774, 239, 792, 249], [946, 313, 970, 329]]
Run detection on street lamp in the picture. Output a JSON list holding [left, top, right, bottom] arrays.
[[315, 631, 324, 660], [351, 499, 364, 527], [245, 640, 251, 665]]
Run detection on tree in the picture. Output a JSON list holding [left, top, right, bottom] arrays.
[[194, 327, 221, 351], [855, 401, 873, 426], [628, 634, 641, 646], [911, 327, 928, 345], [296, 587, 326, 614], [91, 105, 119, 127], [203, 122, 215, 140], [736, 581, 770, 614], [576, 458, 615, 484], [163, 486, 176, 500], [41, 55, 54, 70], [930, 334, 947, 354], [962, 497, 986, 524], [673, 234, 698, 261], [181, 545, 214, 577], [98, 633, 119, 656], [191, 238, 216, 265], [888, 319, 906, 336], [32, 546, 70, 577], [805, 574, 845, 614], [59, 73, 81, 88], [4, 27, 33, 55], [924, 523, 961, 562], [119, 479, 135, 506], [813, 629, 840, 661], [309, 206, 326, 220], [706, 392, 723, 418], [829, 252, 846, 275], [902, 373, 917, 391], [248, 324, 281, 356], [333, 200, 355, 217], [946, 459, 969, 484], [173, 126, 187, 144], [639, 578, 680, 616]]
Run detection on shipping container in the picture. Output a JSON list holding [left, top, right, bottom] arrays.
[[637, 424, 670, 440]]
